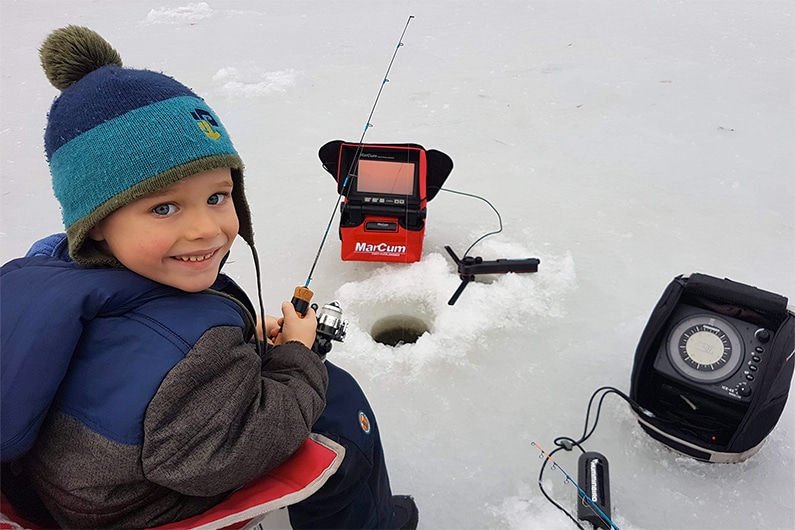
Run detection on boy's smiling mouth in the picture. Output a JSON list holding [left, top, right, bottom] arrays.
[[172, 250, 217, 263]]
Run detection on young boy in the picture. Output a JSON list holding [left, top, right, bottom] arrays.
[[0, 25, 418, 529]]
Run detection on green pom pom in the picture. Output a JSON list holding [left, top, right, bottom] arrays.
[[40, 25, 122, 90]]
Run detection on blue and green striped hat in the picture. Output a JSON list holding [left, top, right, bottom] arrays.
[[40, 26, 254, 266]]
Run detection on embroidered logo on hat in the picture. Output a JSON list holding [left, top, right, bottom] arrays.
[[358, 410, 371, 434], [191, 108, 222, 140]]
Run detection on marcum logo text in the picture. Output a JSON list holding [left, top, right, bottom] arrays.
[[354, 242, 407, 254]]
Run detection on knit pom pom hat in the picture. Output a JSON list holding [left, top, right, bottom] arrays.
[[40, 25, 254, 267]]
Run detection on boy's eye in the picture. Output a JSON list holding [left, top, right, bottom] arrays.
[[152, 203, 176, 216], [208, 193, 228, 206]]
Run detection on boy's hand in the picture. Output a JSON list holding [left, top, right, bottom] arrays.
[[257, 315, 281, 344], [274, 301, 317, 349]]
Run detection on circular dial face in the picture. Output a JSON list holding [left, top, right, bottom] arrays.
[[679, 325, 730, 369], [666, 314, 744, 382]]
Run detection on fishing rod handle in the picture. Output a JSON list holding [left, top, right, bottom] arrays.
[[291, 286, 314, 317]]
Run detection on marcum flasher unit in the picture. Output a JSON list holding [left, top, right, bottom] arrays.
[[319, 140, 453, 263]]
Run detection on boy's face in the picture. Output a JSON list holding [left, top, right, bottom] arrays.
[[88, 168, 240, 292]]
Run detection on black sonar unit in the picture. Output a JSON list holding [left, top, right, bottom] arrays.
[[630, 273, 794, 463]]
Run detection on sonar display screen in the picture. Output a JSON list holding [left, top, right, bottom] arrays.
[[356, 159, 415, 196]]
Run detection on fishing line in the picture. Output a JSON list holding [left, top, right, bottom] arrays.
[[303, 15, 415, 289]]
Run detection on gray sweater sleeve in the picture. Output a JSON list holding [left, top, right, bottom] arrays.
[[141, 326, 328, 496]]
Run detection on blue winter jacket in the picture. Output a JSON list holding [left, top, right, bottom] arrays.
[[0, 234, 327, 528]]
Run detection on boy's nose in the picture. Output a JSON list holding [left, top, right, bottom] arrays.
[[184, 208, 222, 240]]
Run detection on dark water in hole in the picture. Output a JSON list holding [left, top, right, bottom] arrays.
[[370, 315, 430, 346]]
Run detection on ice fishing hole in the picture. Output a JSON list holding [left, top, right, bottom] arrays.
[[370, 315, 430, 346]]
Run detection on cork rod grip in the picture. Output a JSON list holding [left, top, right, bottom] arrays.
[[291, 286, 314, 317]]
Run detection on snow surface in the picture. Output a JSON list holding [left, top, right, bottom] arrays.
[[1, 1, 793, 529]]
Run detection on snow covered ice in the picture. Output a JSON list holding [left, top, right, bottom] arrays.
[[1, 1, 793, 529]]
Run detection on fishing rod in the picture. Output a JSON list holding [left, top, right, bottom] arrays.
[[532, 442, 620, 530], [290, 15, 415, 312], [531, 387, 659, 529]]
